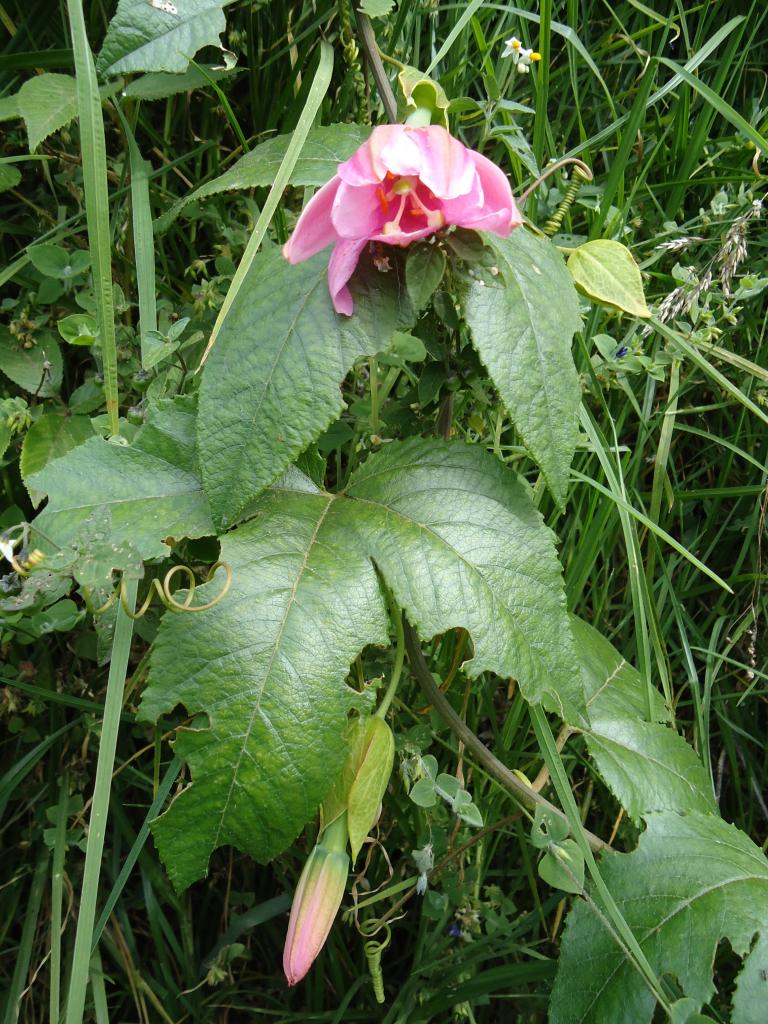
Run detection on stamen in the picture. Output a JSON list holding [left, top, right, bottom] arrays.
[[409, 190, 445, 229], [382, 193, 408, 235], [377, 187, 390, 214]]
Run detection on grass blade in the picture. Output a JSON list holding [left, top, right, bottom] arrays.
[[50, 771, 70, 1024], [66, 0, 119, 434], [2, 849, 49, 1024], [64, 578, 138, 1024], [116, 108, 157, 369], [91, 756, 182, 950], [198, 40, 334, 369]]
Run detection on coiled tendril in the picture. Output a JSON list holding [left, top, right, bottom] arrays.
[[84, 561, 232, 619], [360, 918, 391, 1004]]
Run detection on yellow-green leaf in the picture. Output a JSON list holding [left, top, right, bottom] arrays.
[[567, 239, 650, 318]]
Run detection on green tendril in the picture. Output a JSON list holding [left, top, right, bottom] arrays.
[[84, 561, 232, 619], [360, 918, 391, 1004]]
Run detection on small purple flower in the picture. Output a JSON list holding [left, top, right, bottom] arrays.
[[615, 346, 629, 359], [448, 923, 462, 938]]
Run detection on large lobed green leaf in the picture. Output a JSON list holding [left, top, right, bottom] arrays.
[[96, 0, 226, 78], [197, 246, 414, 531], [572, 618, 716, 820], [139, 480, 390, 891], [141, 439, 579, 889], [154, 124, 370, 233], [346, 439, 582, 717], [550, 812, 768, 1023], [462, 229, 583, 508], [29, 396, 213, 563]]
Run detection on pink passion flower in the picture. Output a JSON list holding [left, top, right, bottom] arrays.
[[282, 123, 523, 315]]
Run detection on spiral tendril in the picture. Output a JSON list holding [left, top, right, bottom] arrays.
[[360, 919, 391, 1004], [84, 561, 232, 619], [542, 166, 590, 238]]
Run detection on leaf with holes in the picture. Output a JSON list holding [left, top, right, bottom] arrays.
[[462, 229, 583, 507], [140, 438, 579, 889], [155, 124, 370, 232], [550, 812, 768, 1023], [96, 0, 226, 77], [198, 246, 414, 530]]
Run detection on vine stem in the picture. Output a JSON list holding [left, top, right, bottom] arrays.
[[517, 157, 594, 206], [403, 622, 609, 854], [375, 591, 405, 719], [354, 9, 397, 122]]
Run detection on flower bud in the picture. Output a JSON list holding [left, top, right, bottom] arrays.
[[283, 814, 349, 986]]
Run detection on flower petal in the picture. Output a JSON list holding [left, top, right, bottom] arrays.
[[283, 176, 341, 263], [331, 181, 384, 239], [369, 224, 435, 246], [328, 238, 368, 315], [465, 152, 522, 235], [379, 129, 422, 177], [337, 125, 407, 185], [412, 125, 476, 199]]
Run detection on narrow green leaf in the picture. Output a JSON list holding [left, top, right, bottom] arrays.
[[123, 65, 238, 102], [568, 240, 650, 317], [96, 0, 226, 77], [657, 55, 768, 157], [64, 581, 137, 1024], [463, 229, 582, 507], [198, 42, 335, 371], [551, 813, 768, 1023], [67, 0, 120, 435], [116, 111, 157, 368]]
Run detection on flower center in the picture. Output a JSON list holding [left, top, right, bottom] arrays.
[[380, 176, 445, 234]]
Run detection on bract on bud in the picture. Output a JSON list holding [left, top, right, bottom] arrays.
[[283, 815, 349, 987]]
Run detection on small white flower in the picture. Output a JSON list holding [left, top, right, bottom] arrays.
[[502, 36, 542, 73]]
